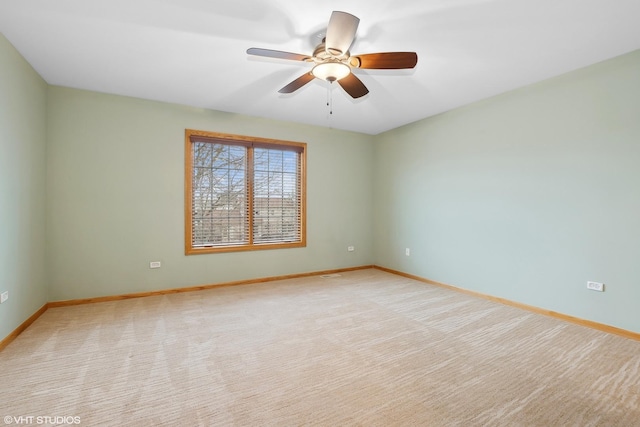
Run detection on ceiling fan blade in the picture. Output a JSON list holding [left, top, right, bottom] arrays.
[[325, 11, 360, 57], [338, 73, 369, 99], [349, 52, 418, 69], [278, 72, 315, 94], [247, 48, 311, 62]]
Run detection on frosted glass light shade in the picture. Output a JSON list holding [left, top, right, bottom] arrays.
[[311, 62, 351, 82]]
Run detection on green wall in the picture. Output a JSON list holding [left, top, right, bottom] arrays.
[[374, 50, 640, 333], [0, 34, 48, 341], [46, 87, 374, 301]]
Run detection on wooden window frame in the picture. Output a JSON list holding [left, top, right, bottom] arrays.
[[185, 129, 307, 255]]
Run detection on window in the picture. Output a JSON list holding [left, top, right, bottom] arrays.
[[185, 129, 306, 254]]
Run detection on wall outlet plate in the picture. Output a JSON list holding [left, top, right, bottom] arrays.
[[587, 281, 604, 292], [0, 291, 8, 303], [150, 261, 161, 269]]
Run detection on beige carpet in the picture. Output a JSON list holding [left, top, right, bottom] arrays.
[[1, 269, 639, 426]]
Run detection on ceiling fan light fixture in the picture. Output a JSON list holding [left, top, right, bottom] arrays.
[[247, 11, 417, 98], [311, 61, 351, 82]]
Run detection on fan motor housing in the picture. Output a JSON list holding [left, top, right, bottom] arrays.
[[313, 40, 349, 63]]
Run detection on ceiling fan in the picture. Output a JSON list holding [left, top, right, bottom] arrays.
[[247, 11, 418, 99]]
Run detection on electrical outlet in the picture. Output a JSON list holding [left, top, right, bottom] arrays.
[[1, 291, 8, 304], [405, 248, 410, 256], [347, 246, 355, 252], [150, 261, 161, 269], [587, 281, 604, 292]]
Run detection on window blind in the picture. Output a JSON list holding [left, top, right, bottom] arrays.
[[185, 130, 306, 254]]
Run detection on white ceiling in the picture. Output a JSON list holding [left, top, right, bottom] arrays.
[[1, 0, 639, 135]]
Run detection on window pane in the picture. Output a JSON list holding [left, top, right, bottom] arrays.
[[283, 151, 297, 170], [193, 142, 213, 167], [192, 142, 248, 247], [253, 148, 300, 244], [254, 148, 269, 172]]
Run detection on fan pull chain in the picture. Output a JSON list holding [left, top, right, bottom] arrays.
[[326, 85, 333, 115], [326, 85, 334, 128], [330, 86, 333, 115]]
